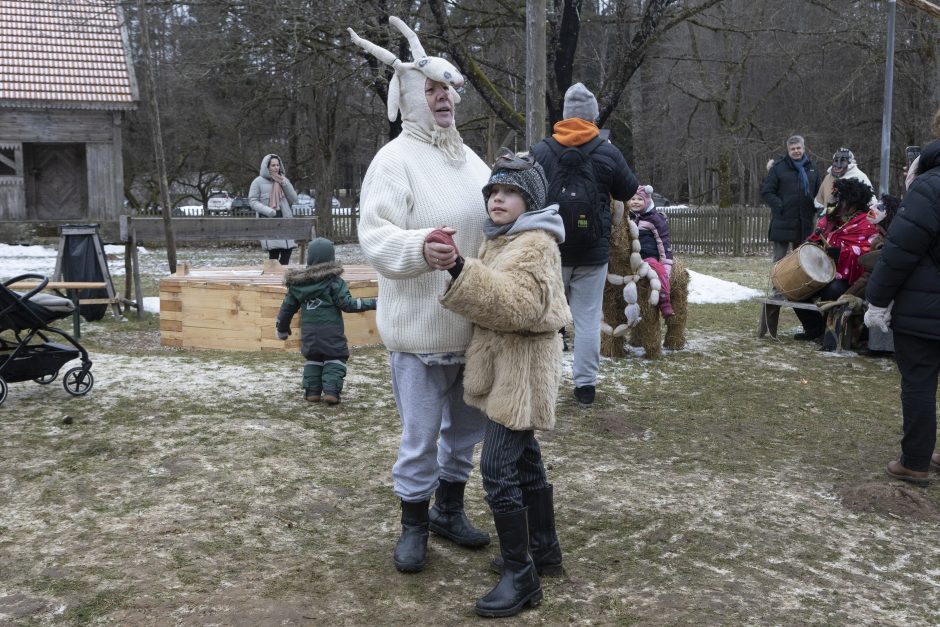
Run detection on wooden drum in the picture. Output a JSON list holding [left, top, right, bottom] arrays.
[[771, 243, 835, 301]]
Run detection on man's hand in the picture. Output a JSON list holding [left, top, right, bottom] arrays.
[[276, 327, 290, 340], [864, 302, 893, 333], [424, 227, 459, 270]]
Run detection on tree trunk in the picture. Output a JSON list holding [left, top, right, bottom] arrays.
[[136, 0, 176, 273]]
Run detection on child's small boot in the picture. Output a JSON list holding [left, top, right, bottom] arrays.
[[658, 284, 674, 318], [321, 359, 347, 406], [303, 360, 324, 401], [475, 508, 542, 617]]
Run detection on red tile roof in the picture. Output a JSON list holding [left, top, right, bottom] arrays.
[[0, 0, 138, 109]]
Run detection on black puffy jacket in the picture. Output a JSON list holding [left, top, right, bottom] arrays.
[[761, 156, 822, 243], [866, 138, 940, 340], [532, 135, 637, 266]]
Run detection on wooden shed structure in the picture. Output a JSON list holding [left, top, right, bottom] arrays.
[[0, 0, 138, 241]]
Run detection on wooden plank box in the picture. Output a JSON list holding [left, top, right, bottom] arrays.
[[159, 260, 380, 352]]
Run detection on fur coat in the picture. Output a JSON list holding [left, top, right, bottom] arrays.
[[440, 229, 572, 431]]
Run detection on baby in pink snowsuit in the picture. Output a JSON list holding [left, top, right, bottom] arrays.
[[627, 185, 674, 317]]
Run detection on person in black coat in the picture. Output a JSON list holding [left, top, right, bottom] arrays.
[[531, 83, 637, 408], [865, 137, 940, 485], [761, 135, 823, 262]]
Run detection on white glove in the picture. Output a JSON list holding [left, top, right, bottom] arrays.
[[276, 328, 290, 340], [864, 302, 893, 333]]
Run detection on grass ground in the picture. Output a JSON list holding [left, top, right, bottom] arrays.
[[1, 252, 939, 626]]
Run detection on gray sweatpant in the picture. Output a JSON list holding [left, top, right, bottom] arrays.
[[562, 262, 608, 388], [389, 351, 488, 502]]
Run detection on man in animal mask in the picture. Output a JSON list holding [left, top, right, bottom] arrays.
[[350, 17, 492, 573], [814, 147, 874, 216]]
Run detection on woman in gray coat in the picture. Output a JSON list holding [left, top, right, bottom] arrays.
[[249, 154, 299, 265]]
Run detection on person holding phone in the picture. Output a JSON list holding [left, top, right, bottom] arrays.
[[249, 154, 298, 265]]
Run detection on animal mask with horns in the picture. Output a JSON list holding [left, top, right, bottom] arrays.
[[348, 17, 467, 162]]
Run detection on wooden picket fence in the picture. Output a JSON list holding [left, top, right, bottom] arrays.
[[660, 205, 772, 256], [133, 204, 773, 254]]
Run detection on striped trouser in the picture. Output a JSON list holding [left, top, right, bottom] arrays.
[[480, 420, 550, 514], [303, 354, 347, 394]]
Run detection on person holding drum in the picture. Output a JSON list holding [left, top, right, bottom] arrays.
[[789, 177, 879, 341]]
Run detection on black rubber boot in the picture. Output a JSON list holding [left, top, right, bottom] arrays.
[[491, 485, 564, 576], [429, 479, 490, 548], [474, 508, 543, 618], [393, 499, 429, 573]]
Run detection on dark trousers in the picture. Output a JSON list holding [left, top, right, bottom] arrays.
[[480, 420, 550, 514], [794, 279, 849, 335], [268, 248, 292, 265], [893, 331, 940, 472], [303, 352, 348, 394]]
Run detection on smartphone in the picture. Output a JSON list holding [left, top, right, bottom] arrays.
[[906, 145, 921, 167]]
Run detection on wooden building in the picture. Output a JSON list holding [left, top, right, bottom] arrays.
[[0, 0, 138, 240]]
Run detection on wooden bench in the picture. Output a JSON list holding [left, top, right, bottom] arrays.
[[756, 297, 822, 339], [7, 280, 108, 338], [759, 296, 879, 353], [119, 216, 317, 320]]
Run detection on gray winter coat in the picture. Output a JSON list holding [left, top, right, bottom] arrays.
[[249, 153, 299, 251]]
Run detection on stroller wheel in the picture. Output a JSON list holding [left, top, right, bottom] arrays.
[[35, 371, 59, 385], [63, 367, 94, 397], [0, 376, 6, 405]]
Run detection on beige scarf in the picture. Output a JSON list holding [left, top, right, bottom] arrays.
[[268, 178, 284, 210]]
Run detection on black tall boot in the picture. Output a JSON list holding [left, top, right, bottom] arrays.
[[475, 508, 543, 618], [393, 499, 429, 573], [429, 479, 490, 548], [491, 485, 564, 576]]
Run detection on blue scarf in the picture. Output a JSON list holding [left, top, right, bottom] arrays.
[[791, 154, 811, 197]]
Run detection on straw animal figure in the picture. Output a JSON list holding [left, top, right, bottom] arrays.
[[600, 200, 689, 359]]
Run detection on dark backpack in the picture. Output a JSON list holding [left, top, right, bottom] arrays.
[[545, 136, 607, 253]]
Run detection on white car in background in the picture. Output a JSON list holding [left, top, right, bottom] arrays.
[[207, 191, 234, 216]]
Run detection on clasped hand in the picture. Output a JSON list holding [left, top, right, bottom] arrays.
[[424, 227, 459, 270]]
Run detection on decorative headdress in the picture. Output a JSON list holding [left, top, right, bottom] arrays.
[[348, 17, 463, 120], [348, 17, 466, 162]]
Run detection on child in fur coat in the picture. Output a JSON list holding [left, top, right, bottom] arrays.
[[275, 237, 376, 405], [430, 151, 571, 618], [628, 184, 674, 317]]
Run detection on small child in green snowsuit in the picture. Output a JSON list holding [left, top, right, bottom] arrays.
[[276, 238, 377, 404]]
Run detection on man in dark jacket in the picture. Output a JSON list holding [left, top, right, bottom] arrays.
[[761, 135, 822, 262], [761, 135, 823, 340], [865, 137, 940, 485], [532, 83, 638, 407]]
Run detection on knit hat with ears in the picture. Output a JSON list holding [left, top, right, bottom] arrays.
[[563, 83, 599, 122], [482, 151, 548, 213], [634, 184, 654, 212]]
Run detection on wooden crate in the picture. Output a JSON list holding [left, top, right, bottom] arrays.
[[159, 260, 380, 352]]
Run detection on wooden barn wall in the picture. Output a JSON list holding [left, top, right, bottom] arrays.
[[0, 109, 124, 221]]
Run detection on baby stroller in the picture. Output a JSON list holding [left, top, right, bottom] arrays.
[[0, 274, 94, 406]]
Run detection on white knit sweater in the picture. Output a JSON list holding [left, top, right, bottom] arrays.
[[359, 132, 490, 353]]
